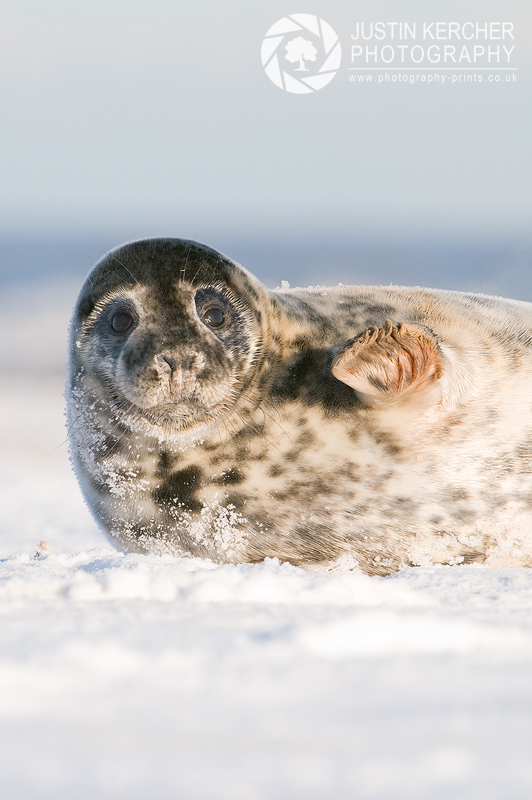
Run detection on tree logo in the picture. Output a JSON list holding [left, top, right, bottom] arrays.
[[261, 14, 341, 94]]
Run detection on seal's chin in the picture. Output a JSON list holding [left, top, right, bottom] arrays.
[[141, 404, 194, 426], [107, 390, 233, 446]]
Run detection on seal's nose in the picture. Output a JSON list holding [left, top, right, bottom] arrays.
[[155, 352, 201, 377]]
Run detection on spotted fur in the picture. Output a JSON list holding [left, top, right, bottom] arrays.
[[67, 238, 532, 575]]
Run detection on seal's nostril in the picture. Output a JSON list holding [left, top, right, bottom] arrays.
[[157, 354, 177, 373], [181, 355, 196, 371]]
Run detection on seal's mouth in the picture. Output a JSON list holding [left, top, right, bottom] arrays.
[[105, 386, 236, 438]]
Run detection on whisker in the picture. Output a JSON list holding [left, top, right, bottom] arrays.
[[232, 407, 283, 456], [102, 414, 135, 458], [180, 243, 192, 284], [89, 245, 142, 287], [109, 254, 140, 286], [189, 260, 203, 286], [261, 406, 293, 445], [50, 389, 109, 452]]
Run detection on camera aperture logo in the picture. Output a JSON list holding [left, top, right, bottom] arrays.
[[261, 14, 341, 93]]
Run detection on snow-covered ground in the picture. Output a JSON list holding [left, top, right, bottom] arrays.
[[1, 280, 532, 799]]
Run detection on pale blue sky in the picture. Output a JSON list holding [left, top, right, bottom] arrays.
[[0, 0, 530, 243]]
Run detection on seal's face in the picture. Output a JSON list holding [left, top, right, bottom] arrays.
[[71, 240, 266, 446]]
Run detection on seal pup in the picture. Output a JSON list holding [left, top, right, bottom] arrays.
[[67, 238, 532, 576]]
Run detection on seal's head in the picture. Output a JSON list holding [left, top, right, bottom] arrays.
[[69, 238, 272, 447]]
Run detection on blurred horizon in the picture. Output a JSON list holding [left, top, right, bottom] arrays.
[[1, 232, 531, 301]]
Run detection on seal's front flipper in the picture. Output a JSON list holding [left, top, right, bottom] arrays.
[[332, 320, 443, 409]]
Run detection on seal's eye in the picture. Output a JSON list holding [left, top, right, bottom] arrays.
[[203, 306, 225, 328], [110, 311, 134, 333]]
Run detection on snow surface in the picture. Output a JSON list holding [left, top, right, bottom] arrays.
[[1, 280, 532, 799]]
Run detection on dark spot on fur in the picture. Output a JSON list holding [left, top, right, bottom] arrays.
[[208, 453, 226, 466], [153, 465, 203, 511], [285, 449, 300, 464], [392, 497, 417, 512], [360, 303, 397, 324], [438, 412, 467, 434], [515, 440, 532, 473], [156, 450, 181, 476], [201, 442, 220, 452], [296, 428, 315, 447], [107, 465, 146, 483], [215, 468, 245, 485], [450, 508, 477, 524], [271, 348, 361, 415], [244, 283, 259, 302], [275, 473, 337, 502], [226, 491, 248, 509], [268, 464, 285, 478], [460, 550, 486, 564], [284, 426, 316, 460], [447, 488, 469, 502], [246, 512, 273, 533], [100, 434, 123, 454], [372, 431, 402, 458], [347, 427, 360, 443], [234, 423, 265, 440]]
